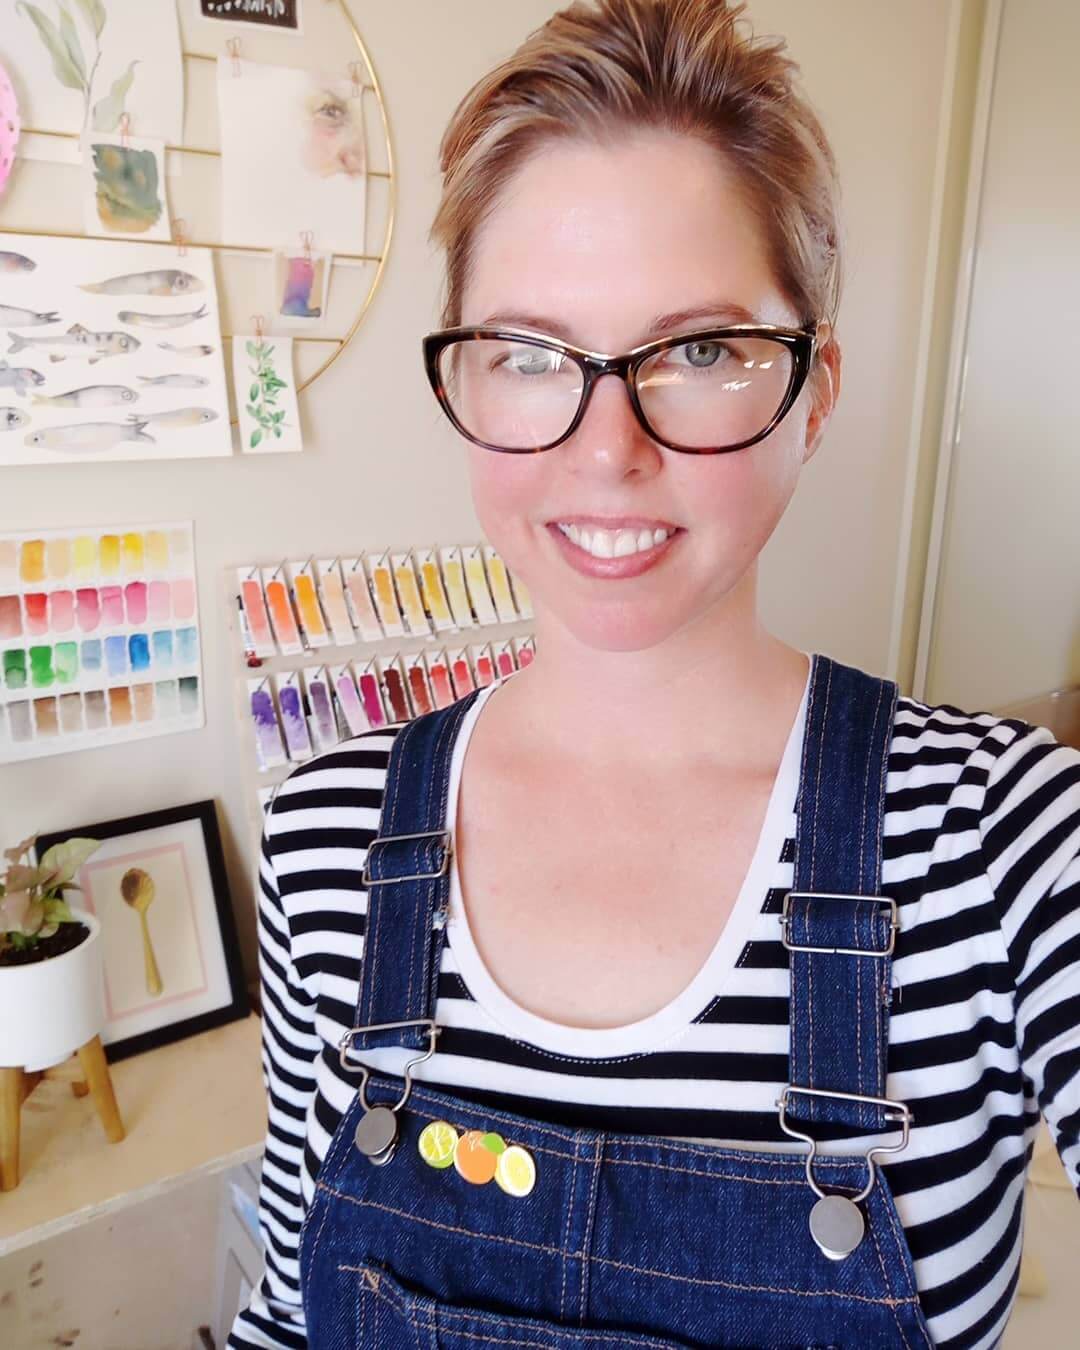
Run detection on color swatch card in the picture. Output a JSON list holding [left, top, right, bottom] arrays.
[[0, 231, 231, 466], [341, 557, 384, 642], [0, 522, 204, 762]]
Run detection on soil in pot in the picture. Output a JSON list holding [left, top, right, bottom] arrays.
[[0, 922, 91, 968]]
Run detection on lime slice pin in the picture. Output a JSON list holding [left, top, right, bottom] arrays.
[[418, 1120, 458, 1169]]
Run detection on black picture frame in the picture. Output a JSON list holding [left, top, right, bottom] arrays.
[[36, 800, 249, 1063]]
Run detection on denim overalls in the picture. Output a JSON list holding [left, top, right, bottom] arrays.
[[297, 653, 934, 1348]]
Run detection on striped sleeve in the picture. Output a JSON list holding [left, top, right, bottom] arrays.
[[979, 719, 1080, 1191], [226, 813, 318, 1350]]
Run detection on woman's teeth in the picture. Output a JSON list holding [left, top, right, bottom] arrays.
[[556, 522, 672, 558]]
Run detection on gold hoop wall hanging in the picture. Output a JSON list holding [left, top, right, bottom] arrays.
[[0, 0, 395, 424]]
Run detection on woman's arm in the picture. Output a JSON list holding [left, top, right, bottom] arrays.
[[226, 813, 320, 1349], [980, 719, 1080, 1190]]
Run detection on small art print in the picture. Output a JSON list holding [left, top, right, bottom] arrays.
[[233, 332, 302, 453], [199, 0, 300, 32]]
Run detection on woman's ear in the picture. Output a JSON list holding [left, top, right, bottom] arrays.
[[802, 331, 841, 465]]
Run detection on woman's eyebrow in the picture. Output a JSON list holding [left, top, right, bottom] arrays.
[[478, 301, 758, 341]]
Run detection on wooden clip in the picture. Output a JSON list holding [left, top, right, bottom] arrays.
[[172, 217, 188, 257], [300, 230, 314, 261], [227, 37, 242, 77]]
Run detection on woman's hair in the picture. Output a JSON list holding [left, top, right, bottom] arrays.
[[430, 0, 843, 359]]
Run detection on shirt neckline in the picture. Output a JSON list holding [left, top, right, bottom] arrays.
[[442, 654, 812, 1058]]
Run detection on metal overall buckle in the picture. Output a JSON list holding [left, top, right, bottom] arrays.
[[779, 890, 898, 957], [339, 1018, 441, 1165], [361, 829, 452, 886], [776, 1084, 913, 1260]]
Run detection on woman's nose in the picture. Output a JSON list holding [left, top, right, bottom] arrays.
[[559, 372, 664, 479]]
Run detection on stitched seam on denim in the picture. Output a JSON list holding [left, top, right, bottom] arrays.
[[304, 1092, 359, 1283], [358, 716, 407, 1029], [344, 1278, 684, 1350], [337, 1255, 918, 1310], [558, 1135, 577, 1320], [424, 701, 463, 1016], [865, 1207, 912, 1350], [876, 1182, 922, 1306], [411, 703, 460, 1027], [808, 661, 833, 1114], [579, 1134, 602, 1319]]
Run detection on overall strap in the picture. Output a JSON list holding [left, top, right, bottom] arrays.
[[783, 653, 901, 1135], [348, 690, 482, 1054]]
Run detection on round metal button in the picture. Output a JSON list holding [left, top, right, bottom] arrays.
[[354, 1105, 397, 1160], [808, 1194, 865, 1260]]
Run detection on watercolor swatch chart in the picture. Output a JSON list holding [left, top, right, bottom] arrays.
[[0, 523, 204, 763]]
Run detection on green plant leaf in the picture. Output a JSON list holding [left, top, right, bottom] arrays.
[[274, 425, 282, 437], [72, 0, 105, 37], [43, 897, 74, 924], [249, 383, 259, 403], [16, 2, 86, 91], [39, 836, 100, 888], [251, 428, 263, 448], [92, 59, 138, 132], [246, 340, 257, 358], [56, 4, 87, 86]]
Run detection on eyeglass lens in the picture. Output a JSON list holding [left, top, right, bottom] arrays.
[[436, 334, 795, 451]]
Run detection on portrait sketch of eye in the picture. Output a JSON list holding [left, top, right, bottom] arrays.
[[303, 81, 366, 178], [218, 59, 368, 255]]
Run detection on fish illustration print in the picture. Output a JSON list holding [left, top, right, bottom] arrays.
[[157, 342, 214, 357], [0, 252, 35, 273], [7, 324, 140, 363], [137, 372, 209, 388], [24, 419, 154, 452], [117, 305, 209, 329], [0, 361, 46, 396], [126, 406, 217, 428], [80, 269, 204, 297], [0, 305, 61, 327], [32, 384, 139, 409], [1, 407, 28, 431]]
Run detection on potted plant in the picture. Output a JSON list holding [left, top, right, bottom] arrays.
[[0, 834, 106, 1073]]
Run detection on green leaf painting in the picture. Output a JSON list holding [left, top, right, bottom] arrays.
[[17, 0, 138, 133], [245, 338, 291, 450], [16, 3, 85, 91], [92, 59, 138, 132]]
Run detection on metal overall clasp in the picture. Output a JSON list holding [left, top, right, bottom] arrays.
[[338, 1018, 441, 1165]]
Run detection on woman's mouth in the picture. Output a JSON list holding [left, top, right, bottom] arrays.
[[545, 519, 682, 578]]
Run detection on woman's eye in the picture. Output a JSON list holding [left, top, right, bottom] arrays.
[[315, 100, 346, 123], [503, 349, 563, 376], [670, 340, 730, 369]]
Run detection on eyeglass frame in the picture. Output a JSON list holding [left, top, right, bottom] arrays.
[[421, 319, 831, 455]]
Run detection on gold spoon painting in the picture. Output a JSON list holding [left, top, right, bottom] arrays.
[[120, 867, 163, 997]]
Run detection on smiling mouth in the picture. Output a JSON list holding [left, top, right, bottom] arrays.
[[550, 520, 679, 560]]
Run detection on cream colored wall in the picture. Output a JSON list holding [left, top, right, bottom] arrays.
[[2, 0, 969, 986]]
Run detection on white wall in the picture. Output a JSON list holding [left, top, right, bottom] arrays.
[[1, 0, 977, 983]]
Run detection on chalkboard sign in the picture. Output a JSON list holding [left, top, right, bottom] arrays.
[[200, 0, 301, 32]]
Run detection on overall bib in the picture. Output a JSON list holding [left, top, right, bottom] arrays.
[[297, 653, 935, 1348]]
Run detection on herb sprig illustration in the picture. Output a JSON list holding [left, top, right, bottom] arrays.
[[16, 0, 139, 132], [245, 338, 289, 449]]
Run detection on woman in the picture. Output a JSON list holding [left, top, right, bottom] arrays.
[[229, 2, 1080, 1347]]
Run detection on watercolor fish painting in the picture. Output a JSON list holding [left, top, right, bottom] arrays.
[[80, 269, 204, 297], [127, 407, 217, 428], [25, 420, 154, 451], [118, 305, 208, 328], [158, 342, 214, 358], [32, 384, 139, 408], [0, 251, 35, 273], [7, 324, 139, 362], [1, 407, 28, 431], [0, 304, 61, 326], [137, 372, 208, 388], [0, 360, 46, 395]]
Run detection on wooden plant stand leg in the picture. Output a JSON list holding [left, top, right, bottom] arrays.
[[0, 1036, 125, 1190], [74, 1035, 126, 1144]]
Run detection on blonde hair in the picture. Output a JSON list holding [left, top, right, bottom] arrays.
[[430, 0, 843, 364]]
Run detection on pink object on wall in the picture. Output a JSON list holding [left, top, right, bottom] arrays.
[[0, 63, 20, 197]]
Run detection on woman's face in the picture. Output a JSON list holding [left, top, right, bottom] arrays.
[[459, 128, 839, 653]]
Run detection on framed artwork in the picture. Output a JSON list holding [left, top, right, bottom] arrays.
[[35, 800, 249, 1062]]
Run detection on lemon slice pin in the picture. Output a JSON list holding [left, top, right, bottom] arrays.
[[494, 1144, 536, 1197]]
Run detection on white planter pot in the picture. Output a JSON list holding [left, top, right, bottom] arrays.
[[0, 907, 106, 1072]]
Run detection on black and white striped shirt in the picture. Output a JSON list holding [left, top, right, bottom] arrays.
[[227, 662, 1080, 1350]]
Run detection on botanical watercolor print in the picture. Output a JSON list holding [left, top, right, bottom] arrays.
[[80, 131, 170, 240], [3, 0, 183, 162], [233, 332, 302, 454], [0, 231, 231, 465]]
